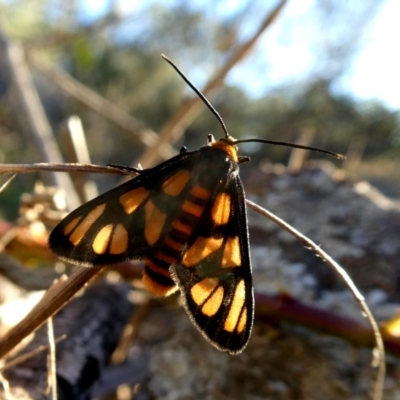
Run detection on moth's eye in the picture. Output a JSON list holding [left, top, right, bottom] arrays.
[[180, 146, 188, 154]]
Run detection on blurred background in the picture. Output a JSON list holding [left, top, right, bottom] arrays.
[[1, 1, 400, 399]]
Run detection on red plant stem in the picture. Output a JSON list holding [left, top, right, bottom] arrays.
[[255, 292, 400, 357]]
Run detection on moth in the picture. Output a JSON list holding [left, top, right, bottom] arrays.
[[49, 55, 342, 354]]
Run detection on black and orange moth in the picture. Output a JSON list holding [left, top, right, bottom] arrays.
[[49, 55, 343, 354]]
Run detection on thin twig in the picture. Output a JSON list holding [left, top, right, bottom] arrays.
[[0, 335, 66, 372], [46, 317, 57, 400], [0, 372, 11, 399], [246, 199, 385, 400], [0, 174, 16, 194], [0, 163, 134, 176], [61, 116, 99, 201]]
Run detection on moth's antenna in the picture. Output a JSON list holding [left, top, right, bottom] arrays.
[[161, 54, 229, 138], [161, 54, 345, 161], [235, 138, 345, 160]]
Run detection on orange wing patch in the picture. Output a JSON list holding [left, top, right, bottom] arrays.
[[224, 279, 246, 332], [120, 186, 149, 214], [64, 216, 82, 235], [162, 170, 190, 196], [211, 193, 231, 225], [237, 307, 247, 334], [92, 224, 113, 254], [145, 199, 167, 245], [182, 236, 223, 267], [222, 236, 241, 268], [190, 277, 218, 306], [110, 224, 129, 254], [69, 204, 106, 245], [201, 286, 224, 316], [91, 223, 129, 255]]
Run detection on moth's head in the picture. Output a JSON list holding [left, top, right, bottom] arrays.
[[207, 134, 250, 165]]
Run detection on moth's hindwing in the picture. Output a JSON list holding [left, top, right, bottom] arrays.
[[172, 174, 254, 354]]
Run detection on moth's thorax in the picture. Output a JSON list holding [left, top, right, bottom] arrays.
[[209, 136, 239, 163]]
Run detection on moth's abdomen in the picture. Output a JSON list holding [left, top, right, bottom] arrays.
[[143, 185, 211, 296]]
